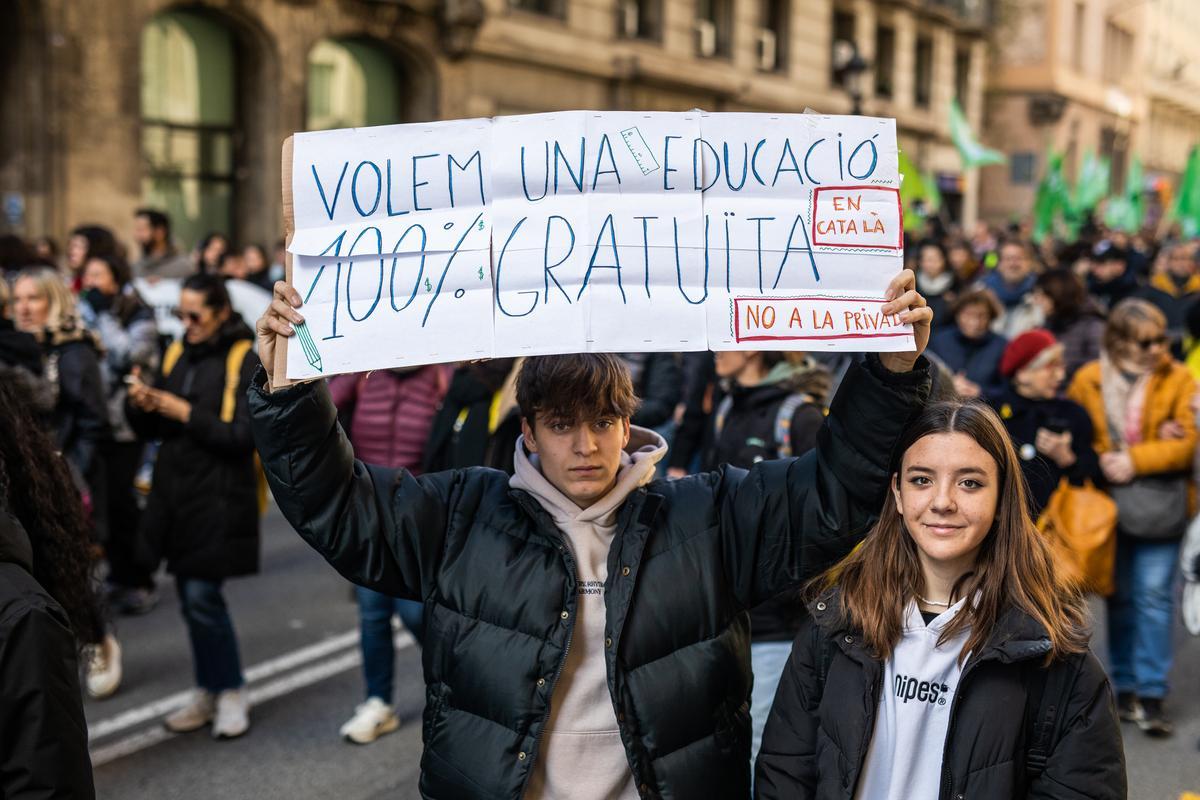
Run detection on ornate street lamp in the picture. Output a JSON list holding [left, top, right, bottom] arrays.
[[832, 39, 869, 115]]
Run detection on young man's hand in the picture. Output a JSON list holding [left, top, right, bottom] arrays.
[[878, 270, 933, 373], [256, 280, 304, 390]]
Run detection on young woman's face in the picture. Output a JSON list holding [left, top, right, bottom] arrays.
[[82, 258, 119, 296], [892, 432, 999, 573], [918, 245, 947, 278]]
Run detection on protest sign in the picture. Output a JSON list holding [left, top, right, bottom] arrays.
[[284, 111, 908, 380]]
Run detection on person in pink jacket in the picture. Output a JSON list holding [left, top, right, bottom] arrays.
[[328, 366, 448, 743]]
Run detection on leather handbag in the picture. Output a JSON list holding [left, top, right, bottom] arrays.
[[1109, 474, 1191, 540], [1037, 478, 1118, 596]]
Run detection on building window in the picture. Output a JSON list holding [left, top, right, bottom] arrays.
[[1010, 152, 1036, 185], [830, 9, 855, 85], [874, 25, 894, 99], [510, 0, 565, 18], [140, 9, 237, 250], [757, 0, 787, 72], [954, 47, 970, 104], [1102, 22, 1133, 84], [1071, 1, 1085, 72], [617, 0, 662, 40], [914, 34, 933, 108], [307, 39, 402, 131], [696, 0, 733, 58]]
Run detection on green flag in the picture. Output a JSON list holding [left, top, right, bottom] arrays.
[[1033, 150, 1069, 243], [1070, 151, 1111, 216], [898, 149, 930, 236], [949, 98, 1006, 169], [1103, 157, 1144, 233], [1171, 146, 1200, 237]]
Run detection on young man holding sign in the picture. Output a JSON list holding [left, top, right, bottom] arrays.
[[250, 271, 932, 799]]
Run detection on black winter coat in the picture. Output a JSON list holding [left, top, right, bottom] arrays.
[[41, 330, 110, 479], [249, 355, 931, 800], [756, 591, 1125, 800], [988, 388, 1101, 515], [621, 353, 684, 430], [129, 318, 261, 580], [0, 508, 94, 799], [927, 326, 1008, 399]]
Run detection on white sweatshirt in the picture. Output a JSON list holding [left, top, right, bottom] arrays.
[[511, 427, 667, 800], [852, 598, 971, 800]]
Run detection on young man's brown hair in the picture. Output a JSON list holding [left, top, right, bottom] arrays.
[[516, 354, 640, 427]]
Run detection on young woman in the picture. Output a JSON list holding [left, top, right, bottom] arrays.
[[1067, 298, 1196, 737], [756, 401, 1124, 800], [126, 273, 261, 739], [0, 380, 98, 796]]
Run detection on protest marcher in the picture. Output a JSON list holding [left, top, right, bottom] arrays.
[[618, 353, 683, 431], [251, 271, 933, 799], [195, 232, 230, 276], [694, 349, 831, 769], [913, 240, 957, 329], [1032, 267, 1107, 379], [422, 358, 523, 474], [131, 209, 192, 281], [980, 239, 1044, 339], [989, 329, 1100, 514], [78, 253, 161, 615], [1087, 243, 1140, 312], [946, 238, 982, 286], [0, 380, 99, 799], [126, 273, 260, 739], [927, 287, 1007, 399], [11, 267, 122, 699], [755, 400, 1125, 800], [66, 225, 121, 293], [1136, 242, 1200, 345], [0, 279, 56, 416], [1068, 298, 1197, 737], [328, 366, 448, 744], [242, 244, 274, 291]]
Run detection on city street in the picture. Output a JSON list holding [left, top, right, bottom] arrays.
[[88, 504, 1200, 799]]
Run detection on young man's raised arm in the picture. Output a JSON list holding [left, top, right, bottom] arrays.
[[248, 282, 464, 601], [715, 271, 934, 608]]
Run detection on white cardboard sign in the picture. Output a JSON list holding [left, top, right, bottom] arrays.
[[286, 111, 908, 379]]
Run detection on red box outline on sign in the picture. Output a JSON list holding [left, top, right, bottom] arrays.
[[732, 296, 912, 343], [811, 186, 904, 250]]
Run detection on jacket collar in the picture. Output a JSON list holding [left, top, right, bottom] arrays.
[[0, 508, 34, 574], [808, 586, 1052, 665]]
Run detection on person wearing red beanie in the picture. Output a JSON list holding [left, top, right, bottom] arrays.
[[986, 329, 1100, 514]]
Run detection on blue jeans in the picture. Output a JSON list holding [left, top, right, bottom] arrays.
[[1108, 535, 1181, 699], [750, 640, 793, 773], [357, 585, 425, 702], [176, 578, 244, 693]]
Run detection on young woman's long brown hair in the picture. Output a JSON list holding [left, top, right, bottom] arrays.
[[812, 400, 1089, 664]]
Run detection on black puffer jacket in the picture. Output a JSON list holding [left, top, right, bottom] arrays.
[[0, 508, 94, 799], [129, 317, 260, 580], [250, 355, 930, 799], [756, 590, 1125, 800]]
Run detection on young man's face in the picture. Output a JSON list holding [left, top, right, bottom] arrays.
[[522, 412, 631, 509]]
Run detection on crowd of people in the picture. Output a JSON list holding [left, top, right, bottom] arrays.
[[2, 202, 1199, 797]]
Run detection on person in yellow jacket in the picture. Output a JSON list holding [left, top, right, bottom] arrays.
[[1068, 297, 1197, 738]]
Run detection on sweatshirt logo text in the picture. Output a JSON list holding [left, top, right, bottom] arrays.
[[894, 674, 950, 706]]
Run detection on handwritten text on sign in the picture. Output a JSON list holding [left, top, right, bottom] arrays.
[[286, 111, 908, 379]]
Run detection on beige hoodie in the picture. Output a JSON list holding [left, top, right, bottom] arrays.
[[512, 426, 667, 800]]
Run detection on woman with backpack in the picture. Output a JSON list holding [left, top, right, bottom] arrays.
[[126, 273, 261, 740], [755, 400, 1124, 800]]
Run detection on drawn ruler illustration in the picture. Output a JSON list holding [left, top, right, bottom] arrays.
[[620, 127, 660, 176]]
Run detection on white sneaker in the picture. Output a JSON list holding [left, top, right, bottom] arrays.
[[212, 688, 250, 740], [339, 697, 400, 744], [164, 689, 215, 733], [85, 634, 122, 699]]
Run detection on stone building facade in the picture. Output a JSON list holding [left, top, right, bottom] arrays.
[[1, 0, 989, 253], [980, 0, 1200, 225]]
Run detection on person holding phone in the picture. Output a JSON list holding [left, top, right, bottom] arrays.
[[986, 328, 1100, 515]]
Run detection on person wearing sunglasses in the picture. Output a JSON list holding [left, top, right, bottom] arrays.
[[1068, 297, 1197, 738], [126, 273, 261, 740]]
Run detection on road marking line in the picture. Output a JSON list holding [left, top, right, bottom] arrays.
[[90, 632, 414, 768], [89, 628, 361, 741]]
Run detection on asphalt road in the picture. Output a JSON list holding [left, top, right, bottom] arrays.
[[88, 506, 1200, 799]]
